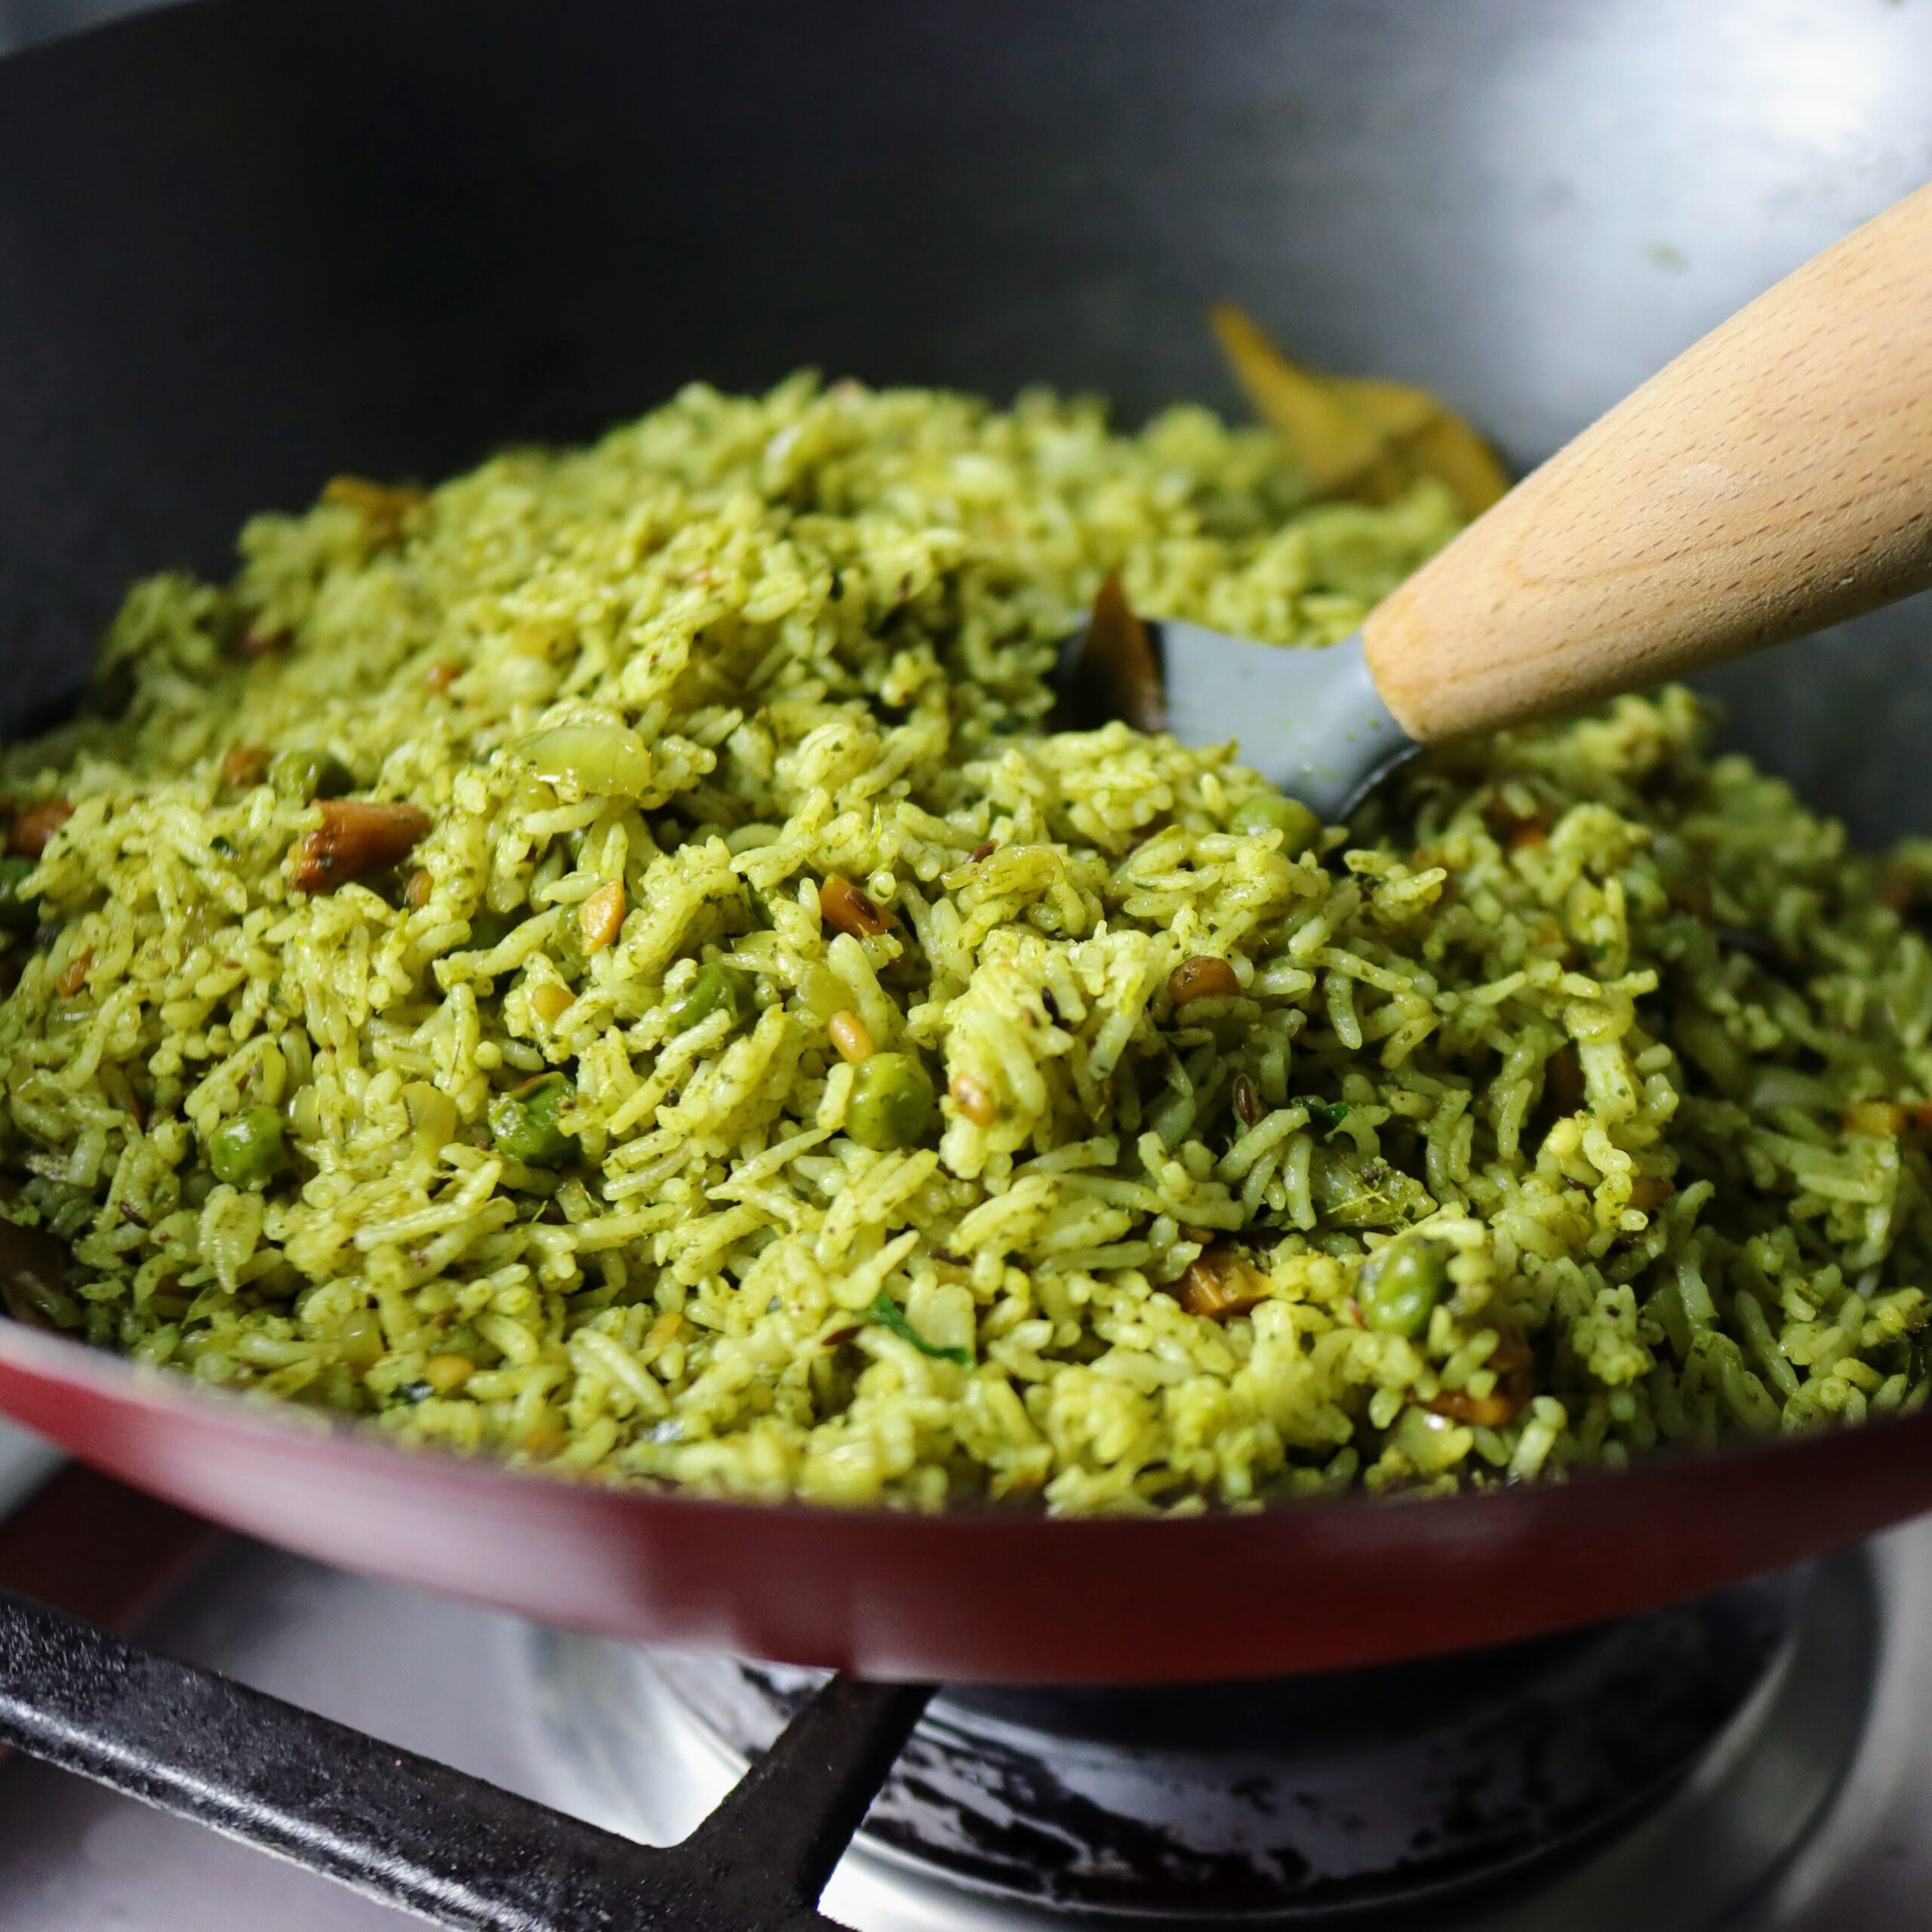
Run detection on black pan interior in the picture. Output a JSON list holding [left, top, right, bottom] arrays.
[[4, 0, 1932, 821]]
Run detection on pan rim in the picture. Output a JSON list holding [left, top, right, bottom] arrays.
[[2, 1306, 1926, 1540]]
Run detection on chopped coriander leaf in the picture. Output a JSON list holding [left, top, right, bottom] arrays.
[[860, 1291, 970, 1365]]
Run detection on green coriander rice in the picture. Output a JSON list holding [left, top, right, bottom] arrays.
[[1, 371, 1927, 1513]]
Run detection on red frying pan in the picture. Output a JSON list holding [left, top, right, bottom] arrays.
[[2, 1312, 1930, 1684], [6, 2, 1932, 1687]]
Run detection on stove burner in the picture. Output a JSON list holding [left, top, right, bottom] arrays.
[[0, 1546, 1877, 1931], [531, 1555, 1878, 1930], [684, 1582, 1792, 1918]]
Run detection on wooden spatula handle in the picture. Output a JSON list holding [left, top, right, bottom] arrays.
[[1362, 182, 1932, 742]]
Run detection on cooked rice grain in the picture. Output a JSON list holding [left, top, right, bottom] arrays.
[[1, 372, 1927, 1512]]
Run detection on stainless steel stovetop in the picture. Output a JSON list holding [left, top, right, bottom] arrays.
[[0, 1487, 1926, 1930]]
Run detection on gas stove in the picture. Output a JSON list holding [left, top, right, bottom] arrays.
[[0, 1462, 1925, 1930]]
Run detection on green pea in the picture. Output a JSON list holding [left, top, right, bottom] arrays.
[[0, 856, 40, 935], [666, 961, 749, 1034], [846, 1052, 937, 1151], [1358, 1235, 1452, 1337], [1229, 792, 1321, 856], [337, 1306, 384, 1372], [269, 749, 355, 804], [208, 1106, 288, 1189], [488, 1072, 577, 1168]]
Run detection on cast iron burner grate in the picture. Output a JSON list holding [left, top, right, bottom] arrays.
[[0, 1568, 1836, 1930], [0, 1586, 927, 1931]]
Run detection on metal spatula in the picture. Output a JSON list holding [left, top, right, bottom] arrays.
[[1058, 180, 1932, 822]]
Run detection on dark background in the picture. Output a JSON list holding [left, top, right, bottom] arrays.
[[3, 0, 1931, 834]]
